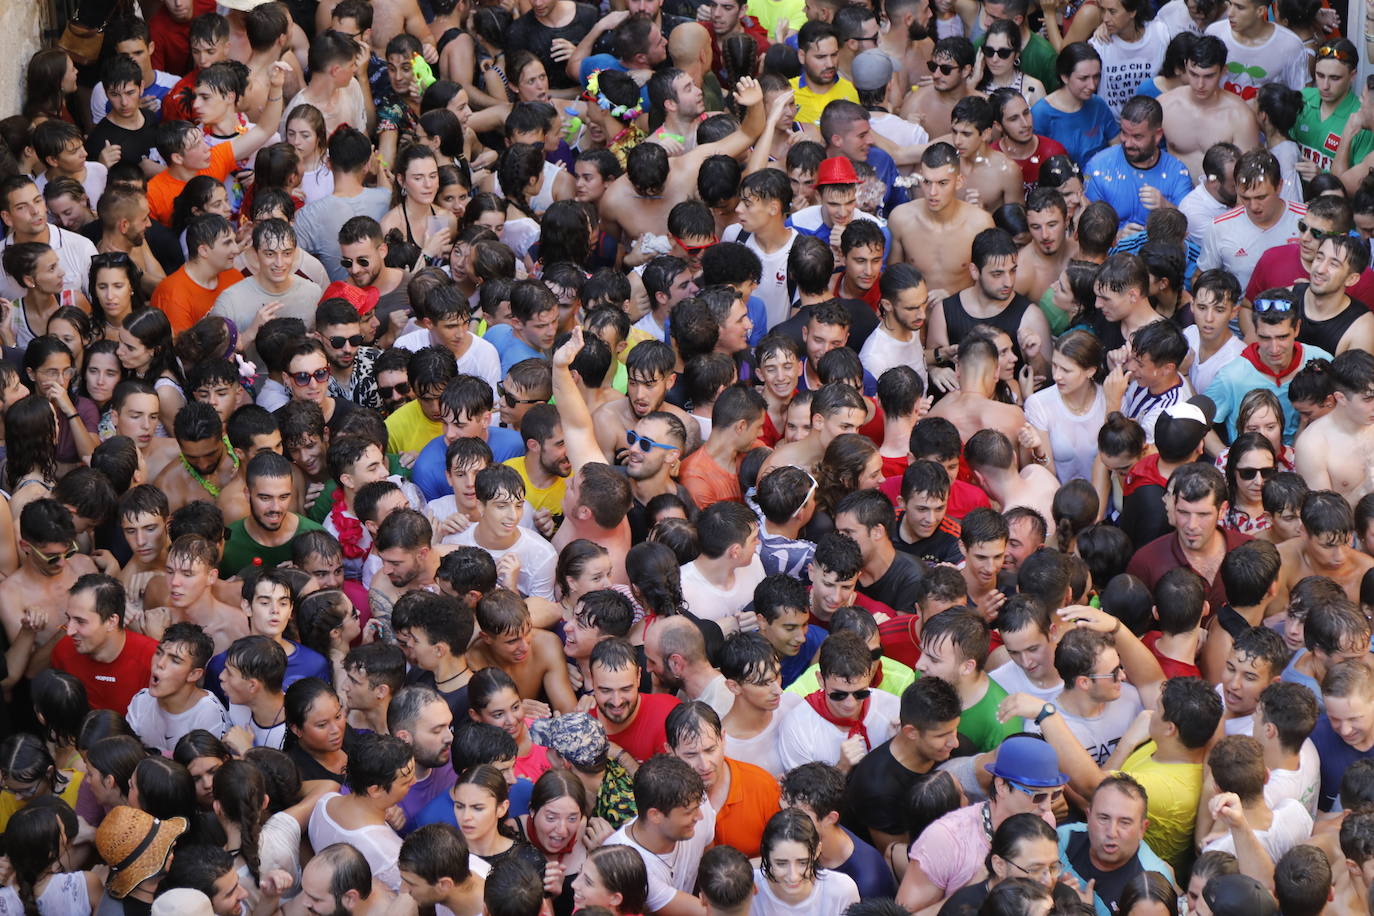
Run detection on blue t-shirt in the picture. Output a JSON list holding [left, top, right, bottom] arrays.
[[417, 774, 533, 826], [206, 640, 332, 706], [1083, 145, 1194, 228], [1031, 96, 1120, 168], [779, 625, 827, 688], [834, 826, 899, 898], [483, 324, 548, 375], [867, 147, 909, 217], [411, 425, 525, 500], [1312, 714, 1374, 811]]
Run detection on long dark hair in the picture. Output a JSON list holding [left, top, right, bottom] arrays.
[[1225, 431, 1278, 507], [172, 175, 226, 235], [536, 200, 591, 266], [5, 394, 58, 489], [456, 764, 519, 839], [123, 308, 183, 387], [24, 50, 71, 121], [498, 143, 545, 220], [6, 803, 66, 916], [0, 733, 63, 798], [213, 759, 267, 880], [295, 590, 353, 657], [31, 670, 89, 755], [625, 541, 689, 616]]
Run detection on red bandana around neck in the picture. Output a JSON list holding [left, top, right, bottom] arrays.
[[805, 689, 871, 749], [330, 488, 368, 560]]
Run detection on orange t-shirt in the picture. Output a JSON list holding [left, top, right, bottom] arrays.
[[147, 142, 237, 226], [152, 265, 245, 334], [714, 758, 781, 857], [680, 448, 741, 510]]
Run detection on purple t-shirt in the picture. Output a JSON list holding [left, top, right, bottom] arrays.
[[398, 765, 459, 835]]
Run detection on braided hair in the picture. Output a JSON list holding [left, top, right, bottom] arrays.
[[213, 759, 267, 880], [6, 804, 65, 916], [498, 143, 545, 220]]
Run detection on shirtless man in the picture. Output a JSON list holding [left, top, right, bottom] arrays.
[[112, 382, 182, 482], [878, 0, 935, 95], [927, 336, 1029, 446], [369, 507, 458, 640], [889, 142, 994, 296], [592, 340, 703, 462], [1295, 348, 1374, 506], [0, 500, 99, 673], [965, 429, 1059, 524], [152, 402, 244, 514], [117, 485, 171, 613], [143, 534, 247, 654], [1159, 36, 1260, 180], [947, 96, 1024, 212], [467, 588, 578, 712], [1269, 491, 1374, 615], [899, 36, 975, 141], [763, 383, 869, 477], [599, 78, 767, 261], [315, 0, 437, 63], [1015, 188, 1074, 300], [925, 227, 1052, 381]]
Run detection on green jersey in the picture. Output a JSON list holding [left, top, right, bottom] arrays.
[[1293, 87, 1359, 172]]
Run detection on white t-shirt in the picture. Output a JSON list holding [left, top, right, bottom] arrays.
[[450, 525, 558, 599], [775, 689, 901, 772], [871, 112, 929, 150], [1183, 326, 1245, 395], [394, 330, 502, 397], [281, 81, 368, 137], [1028, 684, 1143, 765], [226, 703, 286, 750], [1090, 20, 1170, 117], [1203, 20, 1309, 95], [428, 495, 537, 542], [308, 793, 406, 891], [680, 555, 767, 636], [688, 674, 735, 720], [127, 689, 228, 754], [0, 226, 97, 300], [1265, 738, 1321, 819], [605, 805, 717, 913], [1201, 797, 1314, 862], [724, 692, 804, 778], [1155, 0, 1202, 35], [990, 660, 1063, 702], [859, 324, 928, 388], [1198, 200, 1307, 292], [1023, 384, 1106, 485], [722, 225, 798, 331], [36, 163, 108, 213], [1179, 183, 1230, 245], [749, 868, 860, 916]]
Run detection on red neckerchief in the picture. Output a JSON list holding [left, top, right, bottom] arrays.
[[832, 273, 882, 310], [1241, 341, 1303, 383], [805, 689, 871, 748], [330, 489, 368, 559], [872, 660, 885, 689], [528, 821, 580, 859]]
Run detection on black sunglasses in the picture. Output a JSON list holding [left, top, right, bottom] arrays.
[[290, 367, 330, 386], [985, 46, 1015, 58], [378, 381, 411, 400], [1298, 220, 1340, 241], [1236, 466, 1278, 481], [498, 383, 545, 408], [928, 61, 958, 74], [339, 256, 371, 269], [827, 687, 872, 702], [327, 334, 365, 349]]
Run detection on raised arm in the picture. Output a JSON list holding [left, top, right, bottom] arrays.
[[231, 62, 290, 163], [681, 77, 766, 167], [1059, 605, 1166, 710], [551, 327, 603, 472], [563, 11, 629, 84], [1000, 691, 1108, 798], [745, 88, 796, 177]]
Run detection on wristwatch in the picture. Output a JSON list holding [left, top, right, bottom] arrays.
[[1034, 702, 1057, 726]]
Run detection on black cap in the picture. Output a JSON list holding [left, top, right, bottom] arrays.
[[1202, 874, 1280, 916]]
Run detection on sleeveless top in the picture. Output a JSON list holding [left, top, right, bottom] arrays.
[[0, 872, 91, 916], [940, 291, 1035, 363], [1294, 283, 1365, 356]]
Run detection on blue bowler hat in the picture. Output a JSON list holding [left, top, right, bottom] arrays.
[[984, 736, 1068, 788]]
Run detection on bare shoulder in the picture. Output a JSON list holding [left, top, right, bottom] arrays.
[[594, 397, 632, 424], [889, 200, 925, 231]]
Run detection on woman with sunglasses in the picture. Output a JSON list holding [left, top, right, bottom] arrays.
[[752, 808, 859, 916], [1221, 433, 1278, 535], [927, 812, 1060, 914], [975, 21, 1046, 105]]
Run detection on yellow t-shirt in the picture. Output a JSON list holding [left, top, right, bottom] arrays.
[[1121, 741, 1202, 868], [748, 0, 805, 33], [385, 399, 443, 455], [504, 456, 567, 517], [0, 769, 84, 831], [789, 75, 860, 126]]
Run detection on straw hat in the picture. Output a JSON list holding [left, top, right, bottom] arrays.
[[96, 806, 188, 899]]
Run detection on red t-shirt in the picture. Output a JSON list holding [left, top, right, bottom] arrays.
[[51, 630, 156, 712], [148, 0, 218, 76], [877, 613, 923, 668], [1246, 241, 1374, 305], [596, 692, 681, 763], [991, 135, 1069, 194], [1141, 631, 1202, 679], [880, 474, 990, 521], [161, 70, 199, 123]]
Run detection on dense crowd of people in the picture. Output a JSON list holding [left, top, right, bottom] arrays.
[[2, 0, 1374, 912]]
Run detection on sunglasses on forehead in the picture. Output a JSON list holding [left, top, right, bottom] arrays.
[[1253, 297, 1296, 314]]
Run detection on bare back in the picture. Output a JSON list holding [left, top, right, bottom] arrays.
[[928, 391, 1027, 445]]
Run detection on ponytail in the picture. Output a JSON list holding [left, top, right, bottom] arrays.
[[213, 760, 267, 881]]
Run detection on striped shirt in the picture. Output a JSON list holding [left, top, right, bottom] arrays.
[[1123, 377, 1194, 443]]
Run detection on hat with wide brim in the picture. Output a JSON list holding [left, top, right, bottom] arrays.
[[96, 806, 188, 898]]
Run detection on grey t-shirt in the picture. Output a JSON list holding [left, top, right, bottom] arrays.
[[211, 275, 323, 333], [293, 188, 392, 282]]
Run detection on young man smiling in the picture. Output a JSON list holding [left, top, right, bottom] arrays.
[[51, 573, 156, 712], [212, 219, 323, 330]]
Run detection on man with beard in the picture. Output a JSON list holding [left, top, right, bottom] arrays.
[[154, 402, 247, 514], [877, 0, 934, 94], [620, 411, 695, 543], [220, 451, 324, 577], [591, 339, 701, 464], [1179, 142, 1240, 245], [1084, 97, 1194, 233], [1058, 775, 1174, 913], [211, 220, 323, 330], [647, 68, 707, 150], [665, 701, 780, 858], [899, 37, 976, 141], [0, 500, 101, 684], [859, 265, 930, 386], [315, 298, 382, 411], [949, 97, 1023, 213], [337, 216, 410, 324], [300, 844, 408, 916], [505, 404, 570, 522], [590, 637, 680, 763], [95, 185, 165, 295], [646, 617, 733, 717], [1158, 37, 1260, 181], [389, 685, 458, 833], [927, 228, 1050, 382], [1015, 189, 1074, 302], [790, 22, 858, 126], [1294, 235, 1374, 356], [989, 90, 1068, 199]]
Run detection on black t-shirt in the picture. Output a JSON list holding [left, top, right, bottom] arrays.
[[407, 668, 472, 721], [505, 3, 600, 90], [85, 115, 160, 169], [937, 879, 991, 916], [894, 528, 963, 565], [860, 550, 926, 614], [841, 738, 926, 843], [1120, 482, 1169, 551], [1065, 829, 1146, 912], [772, 297, 879, 355], [593, 12, 690, 55]]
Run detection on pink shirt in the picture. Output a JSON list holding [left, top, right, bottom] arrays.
[[909, 802, 1056, 893], [515, 739, 552, 783]]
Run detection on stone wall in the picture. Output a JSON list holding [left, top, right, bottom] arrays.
[[0, 1, 48, 120]]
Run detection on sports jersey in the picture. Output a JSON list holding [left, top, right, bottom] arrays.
[[1197, 200, 1306, 291]]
